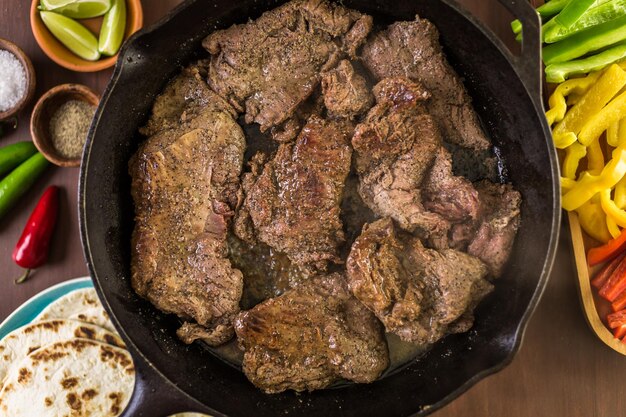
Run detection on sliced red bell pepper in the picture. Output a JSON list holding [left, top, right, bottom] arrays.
[[600, 257, 626, 301], [588, 229, 626, 266], [591, 251, 626, 289], [611, 289, 626, 312], [614, 323, 626, 339], [607, 309, 626, 329]]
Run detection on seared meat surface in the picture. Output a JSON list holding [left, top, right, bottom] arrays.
[[362, 16, 491, 151], [203, 0, 372, 141], [129, 66, 245, 346], [468, 180, 522, 277], [346, 218, 493, 345], [352, 77, 450, 245], [322, 60, 373, 119], [235, 115, 352, 270], [234, 273, 389, 393]]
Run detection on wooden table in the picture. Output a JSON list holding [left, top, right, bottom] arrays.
[[0, 1, 624, 416]]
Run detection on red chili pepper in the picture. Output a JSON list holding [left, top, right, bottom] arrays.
[[12, 186, 59, 284]]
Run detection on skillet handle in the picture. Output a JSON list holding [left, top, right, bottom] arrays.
[[120, 349, 214, 417], [494, 0, 543, 109]]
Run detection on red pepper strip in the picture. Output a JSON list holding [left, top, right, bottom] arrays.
[[599, 256, 626, 302], [614, 324, 626, 339], [607, 310, 626, 329], [612, 289, 626, 312], [12, 186, 59, 284], [591, 251, 626, 289], [588, 229, 626, 266]]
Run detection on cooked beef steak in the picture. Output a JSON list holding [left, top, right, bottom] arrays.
[[129, 71, 245, 346], [322, 60, 373, 119], [423, 147, 480, 223], [234, 273, 389, 393], [361, 16, 491, 151], [203, 0, 372, 141], [235, 115, 352, 270], [351, 77, 450, 245], [468, 180, 522, 277], [346, 218, 493, 345]]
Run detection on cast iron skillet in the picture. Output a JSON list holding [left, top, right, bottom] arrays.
[[79, 0, 560, 415]]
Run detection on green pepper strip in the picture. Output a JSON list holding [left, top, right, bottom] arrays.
[[511, 0, 571, 36], [545, 41, 626, 83], [543, 14, 626, 65], [562, 146, 626, 211], [554, 0, 596, 29], [544, 0, 626, 43]]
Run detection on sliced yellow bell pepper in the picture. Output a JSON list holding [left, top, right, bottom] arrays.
[[561, 177, 577, 192], [615, 175, 626, 208], [562, 146, 626, 211], [579, 89, 626, 146], [587, 137, 605, 175], [601, 188, 626, 228], [608, 121, 621, 147], [619, 118, 626, 146], [546, 71, 602, 126], [607, 215, 622, 239], [553, 64, 626, 148], [563, 142, 587, 179], [577, 195, 612, 243]]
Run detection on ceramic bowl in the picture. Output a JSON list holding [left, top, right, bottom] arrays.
[[0, 38, 36, 121]]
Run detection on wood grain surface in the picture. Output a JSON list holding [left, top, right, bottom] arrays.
[[0, 1, 624, 416]]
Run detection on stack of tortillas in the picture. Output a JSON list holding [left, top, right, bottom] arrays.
[[0, 288, 135, 417]]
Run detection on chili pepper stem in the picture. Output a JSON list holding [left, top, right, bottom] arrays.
[[14, 269, 32, 284]]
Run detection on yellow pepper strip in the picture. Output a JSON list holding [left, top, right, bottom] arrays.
[[561, 177, 577, 192], [563, 142, 587, 179], [587, 137, 605, 175], [567, 93, 583, 106], [546, 71, 602, 126], [607, 215, 622, 239], [601, 188, 626, 228], [615, 175, 626, 208], [619, 118, 626, 146], [608, 121, 621, 147], [554, 64, 626, 147], [577, 195, 612, 243], [562, 146, 626, 211], [579, 89, 626, 146]]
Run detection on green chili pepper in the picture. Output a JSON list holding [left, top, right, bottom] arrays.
[[543, 14, 626, 65], [0, 153, 50, 220], [543, 0, 626, 43], [98, 0, 126, 56], [0, 142, 38, 178], [554, 0, 596, 29], [39, 0, 111, 19], [545, 41, 626, 83], [40, 11, 101, 61]]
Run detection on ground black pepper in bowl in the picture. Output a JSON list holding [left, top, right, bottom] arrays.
[[49, 100, 95, 159]]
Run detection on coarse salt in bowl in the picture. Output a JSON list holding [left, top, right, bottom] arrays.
[[0, 39, 36, 121]]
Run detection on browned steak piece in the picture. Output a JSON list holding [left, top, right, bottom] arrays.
[[203, 0, 372, 141], [423, 147, 480, 223], [468, 180, 522, 277], [129, 78, 245, 346], [235, 115, 352, 270], [234, 273, 389, 393], [352, 77, 450, 246], [139, 61, 220, 137], [322, 60, 373, 119], [347, 218, 493, 345], [361, 16, 491, 151]]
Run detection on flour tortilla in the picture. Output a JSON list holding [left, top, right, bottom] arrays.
[[0, 319, 125, 384], [33, 288, 116, 332], [0, 338, 135, 417]]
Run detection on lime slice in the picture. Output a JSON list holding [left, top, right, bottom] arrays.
[[98, 0, 126, 56], [40, 11, 101, 61], [40, 0, 112, 19]]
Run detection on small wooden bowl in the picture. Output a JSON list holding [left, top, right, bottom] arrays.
[[30, 0, 143, 72], [0, 39, 36, 121], [30, 84, 100, 167]]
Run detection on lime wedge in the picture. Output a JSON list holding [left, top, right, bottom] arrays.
[[98, 0, 126, 56], [40, 11, 101, 61], [40, 0, 112, 19]]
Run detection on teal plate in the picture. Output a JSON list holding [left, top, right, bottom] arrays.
[[0, 276, 93, 340]]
